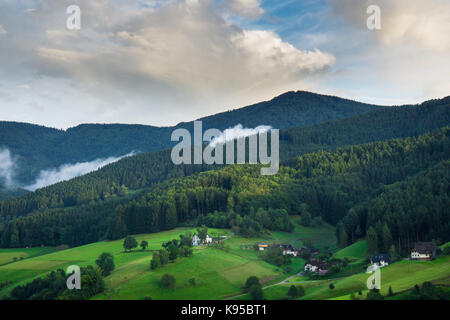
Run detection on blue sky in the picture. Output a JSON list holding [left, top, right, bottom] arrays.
[[0, 0, 449, 128]]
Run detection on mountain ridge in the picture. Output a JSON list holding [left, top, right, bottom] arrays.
[[0, 90, 383, 186]]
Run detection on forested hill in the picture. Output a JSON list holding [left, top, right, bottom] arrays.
[[280, 95, 450, 159], [0, 128, 448, 249], [1, 91, 382, 185], [0, 99, 449, 220], [177, 91, 381, 130]]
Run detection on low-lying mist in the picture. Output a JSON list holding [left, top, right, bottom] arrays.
[[0, 148, 16, 188], [25, 152, 136, 191], [208, 124, 272, 147]]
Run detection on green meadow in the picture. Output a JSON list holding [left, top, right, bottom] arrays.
[[0, 247, 56, 266], [253, 255, 450, 300], [333, 240, 367, 264], [0, 221, 336, 300], [1, 221, 448, 300]]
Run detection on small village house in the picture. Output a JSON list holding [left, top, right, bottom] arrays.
[[192, 234, 213, 246], [411, 242, 436, 260], [371, 253, 390, 267], [304, 259, 329, 274], [192, 234, 200, 246], [258, 242, 269, 251], [280, 244, 298, 257]]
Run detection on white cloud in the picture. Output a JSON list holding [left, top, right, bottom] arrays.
[[227, 0, 264, 19], [322, 0, 450, 103], [209, 124, 271, 147], [0, 25, 7, 35], [0, 0, 335, 129], [0, 148, 16, 188], [328, 0, 450, 52], [25, 152, 136, 191]]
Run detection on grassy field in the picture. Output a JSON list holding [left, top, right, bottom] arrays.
[[0, 247, 56, 266], [254, 255, 450, 300], [3, 219, 446, 300], [0, 220, 336, 300], [333, 240, 367, 264]]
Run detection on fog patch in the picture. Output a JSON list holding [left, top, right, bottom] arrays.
[[208, 124, 272, 147], [25, 152, 136, 191], [0, 148, 17, 188]]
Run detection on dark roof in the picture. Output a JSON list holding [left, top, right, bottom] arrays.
[[280, 244, 295, 250], [371, 254, 390, 263], [305, 259, 329, 270], [413, 242, 436, 254]]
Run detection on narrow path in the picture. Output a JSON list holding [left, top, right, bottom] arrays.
[[224, 271, 306, 300]]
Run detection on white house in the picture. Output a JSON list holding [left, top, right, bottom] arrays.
[[192, 234, 200, 246], [304, 260, 329, 274], [205, 234, 213, 244], [411, 242, 436, 260], [280, 244, 298, 257], [304, 263, 318, 272]]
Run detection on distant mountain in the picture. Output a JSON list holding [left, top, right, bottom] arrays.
[[0, 91, 381, 186], [1, 97, 449, 221]]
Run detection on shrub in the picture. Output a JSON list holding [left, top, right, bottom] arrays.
[[95, 252, 115, 276], [244, 276, 260, 292], [161, 274, 176, 289]]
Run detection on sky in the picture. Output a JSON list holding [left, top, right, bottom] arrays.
[[0, 0, 449, 129]]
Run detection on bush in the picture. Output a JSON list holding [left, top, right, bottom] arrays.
[[329, 283, 335, 290], [95, 252, 115, 276], [123, 236, 138, 251], [244, 276, 260, 292], [249, 284, 264, 300], [287, 285, 299, 298], [150, 252, 161, 270], [161, 274, 176, 289], [366, 289, 384, 300], [443, 246, 450, 256], [140, 240, 149, 250]]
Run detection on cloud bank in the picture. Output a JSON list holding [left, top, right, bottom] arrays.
[[25, 152, 136, 191], [209, 124, 271, 147], [0, 0, 335, 128]]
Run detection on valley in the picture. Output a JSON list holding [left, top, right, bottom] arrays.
[[0, 92, 449, 301]]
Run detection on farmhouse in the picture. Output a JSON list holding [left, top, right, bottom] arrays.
[[258, 242, 269, 251], [304, 259, 329, 274], [371, 253, 390, 267], [280, 244, 298, 256], [192, 234, 213, 246], [411, 242, 436, 260], [192, 234, 200, 246]]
